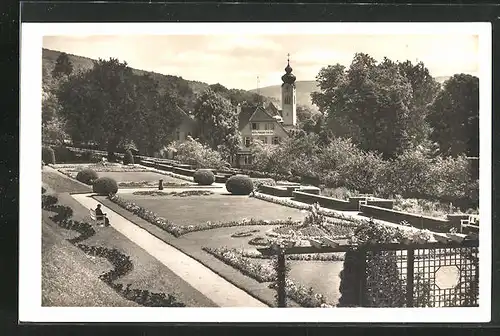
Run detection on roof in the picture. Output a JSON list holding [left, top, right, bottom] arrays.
[[238, 105, 256, 131], [265, 102, 282, 117], [249, 106, 276, 122]]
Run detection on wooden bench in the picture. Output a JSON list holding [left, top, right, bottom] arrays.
[[89, 208, 107, 227]]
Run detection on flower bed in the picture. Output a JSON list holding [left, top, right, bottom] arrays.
[[203, 247, 275, 282], [42, 193, 185, 307], [132, 190, 214, 197], [248, 236, 271, 246], [55, 163, 149, 173], [108, 194, 301, 237], [241, 249, 344, 261], [231, 229, 260, 238], [268, 279, 332, 308], [203, 246, 333, 307]]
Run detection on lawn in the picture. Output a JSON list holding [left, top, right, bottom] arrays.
[[288, 260, 344, 305], [42, 220, 138, 307], [118, 193, 307, 227], [42, 168, 91, 193]]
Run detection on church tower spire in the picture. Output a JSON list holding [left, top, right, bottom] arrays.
[[281, 53, 297, 126]]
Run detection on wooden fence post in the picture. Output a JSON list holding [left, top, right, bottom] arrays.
[[406, 248, 415, 307], [277, 252, 287, 308], [358, 249, 367, 307]]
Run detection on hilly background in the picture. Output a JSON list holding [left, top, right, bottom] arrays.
[[43, 48, 454, 113], [251, 76, 452, 113]]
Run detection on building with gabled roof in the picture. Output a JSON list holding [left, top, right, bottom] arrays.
[[233, 57, 298, 167], [171, 57, 298, 167]]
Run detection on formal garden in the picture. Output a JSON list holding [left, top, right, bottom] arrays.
[[40, 51, 480, 308], [41, 144, 479, 308]]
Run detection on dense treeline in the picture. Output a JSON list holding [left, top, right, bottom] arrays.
[[43, 51, 479, 208]]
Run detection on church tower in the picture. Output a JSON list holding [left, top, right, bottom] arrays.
[[281, 54, 297, 126]]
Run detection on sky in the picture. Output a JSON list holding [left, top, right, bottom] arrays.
[[43, 34, 479, 90]]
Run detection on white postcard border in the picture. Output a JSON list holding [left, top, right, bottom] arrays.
[[20, 22, 492, 323]]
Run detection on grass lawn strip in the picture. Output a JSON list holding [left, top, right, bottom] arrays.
[[203, 247, 335, 307], [42, 220, 138, 307], [96, 195, 295, 307], [42, 167, 92, 193]]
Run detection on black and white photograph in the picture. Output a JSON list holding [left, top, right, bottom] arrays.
[[20, 22, 491, 323]]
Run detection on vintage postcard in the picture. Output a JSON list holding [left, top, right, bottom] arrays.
[[20, 22, 491, 323]]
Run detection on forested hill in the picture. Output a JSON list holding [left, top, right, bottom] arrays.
[[42, 48, 210, 111]]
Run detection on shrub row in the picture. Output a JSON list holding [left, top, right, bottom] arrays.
[[41, 193, 185, 307], [108, 194, 300, 237]]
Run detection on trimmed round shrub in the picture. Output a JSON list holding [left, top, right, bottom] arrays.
[[92, 177, 119, 195], [76, 168, 99, 185], [226, 174, 253, 195], [123, 150, 134, 165], [193, 169, 215, 185], [42, 146, 56, 164]]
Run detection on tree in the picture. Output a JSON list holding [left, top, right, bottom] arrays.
[[42, 116, 68, 146], [56, 58, 179, 159], [193, 88, 241, 156], [312, 53, 437, 159], [397, 60, 441, 146], [129, 74, 182, 156], [56, 58, 137, 157], [427, 74, 479, 157], [52, 52, 74, 78]]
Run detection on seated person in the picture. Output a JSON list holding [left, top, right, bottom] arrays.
[[95, 204, 110, 227]]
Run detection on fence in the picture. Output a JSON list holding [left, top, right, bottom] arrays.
[[258, 239, 479, 308]]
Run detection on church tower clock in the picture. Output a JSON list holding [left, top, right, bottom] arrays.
[[281, 54, 297, 126]]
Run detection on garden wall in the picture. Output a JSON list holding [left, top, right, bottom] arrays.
[[359, 204, 457, 233], [260, 185, 292, 197], [292, 191, 354, 211]]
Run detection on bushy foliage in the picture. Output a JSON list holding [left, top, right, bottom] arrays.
[[42, 146, 56, 164], [378, 149, 434, 198], [52, 146, 76, 163], [252, 178, 277, 191], [76, 168, 99, 185], [193, 169, 215, 185], [193, 88, 241, 157], [123, 150, 134, 165], [92, 177, 118, 195], [427, 74, 479, 157], [319, 137, 385, 193], [312, 54, 441, 158], [226, 174, 254, 195], [167, 136, 227, 169]]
